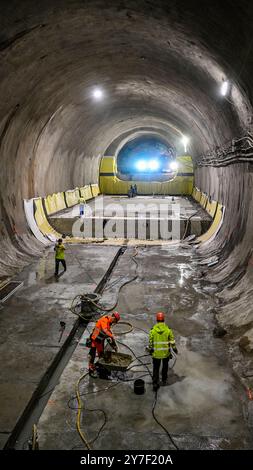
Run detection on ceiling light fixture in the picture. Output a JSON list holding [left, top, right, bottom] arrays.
[[182, 135, 189, 153], [92, 87, 104, 100]]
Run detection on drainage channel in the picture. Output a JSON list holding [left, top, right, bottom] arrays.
[[4, 246, 125, 450]]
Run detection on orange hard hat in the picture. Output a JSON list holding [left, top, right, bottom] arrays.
[[112, 311, 120, 322], [156, 311, 165, 322]]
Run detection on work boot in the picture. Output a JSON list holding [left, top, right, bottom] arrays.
[[161, 380, 167, 386], [153, 383, 160, 392], [89, 370, 98, 378]]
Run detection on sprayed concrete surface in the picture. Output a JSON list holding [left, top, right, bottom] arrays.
[[37, 245, 253, 450], [0, 244, 119, 449]]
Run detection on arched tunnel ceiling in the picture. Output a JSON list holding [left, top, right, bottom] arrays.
[[105, 126, 182, 157], [0, 0, 253, 205]]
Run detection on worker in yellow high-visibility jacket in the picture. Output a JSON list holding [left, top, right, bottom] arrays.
[[54, 239, 66, 276], [149, 311, 178, 391]]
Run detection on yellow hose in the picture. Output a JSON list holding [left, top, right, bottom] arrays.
[[73, 247, 139, 448], [112, 321, 133, 335], [75, 371, 91, 450]]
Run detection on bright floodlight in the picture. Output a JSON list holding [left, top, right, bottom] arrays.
[[93, 88, 103, 100], [182, 135, 189, 152], [148, 160, 159, 170], [136, 160, 147, 171], [170, 161, 178, 171], [221, 80, 229, 96]]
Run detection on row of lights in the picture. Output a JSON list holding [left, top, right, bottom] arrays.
[[136, 160, 179, 172], [93, 81, 230, 99]]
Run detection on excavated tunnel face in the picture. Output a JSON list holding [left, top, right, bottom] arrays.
[[1, 0, 253, 258]]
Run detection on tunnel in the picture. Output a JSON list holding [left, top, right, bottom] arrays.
[[0, 0, 253, 453]]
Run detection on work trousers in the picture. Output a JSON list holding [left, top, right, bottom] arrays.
[[89, 340, 104, 371], [55, 258, 66, 275], [152, 357, 169, 385]]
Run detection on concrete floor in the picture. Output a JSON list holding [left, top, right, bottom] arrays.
[[49, 196, 211, 239], [0, 244, 119, 449], [54, 196, 200, 219], [36, 245, 253, 450]]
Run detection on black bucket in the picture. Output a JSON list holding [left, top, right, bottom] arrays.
[[134, 379, 145, 395], [81, 293, 100, 318]]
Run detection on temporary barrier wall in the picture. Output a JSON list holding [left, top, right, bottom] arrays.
[[99, 156, 194, 195]]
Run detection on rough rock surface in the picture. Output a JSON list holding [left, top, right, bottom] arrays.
[[1, 0, 253, 395], [1, 0, 253, 274]]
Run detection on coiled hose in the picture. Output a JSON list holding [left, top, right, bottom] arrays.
[[74, 249, 138, 448], [70, 248, 139, 318]]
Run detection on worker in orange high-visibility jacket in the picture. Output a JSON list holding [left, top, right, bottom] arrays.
[[88, 311, 120, 377]]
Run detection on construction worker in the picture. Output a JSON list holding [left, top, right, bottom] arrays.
[[148, 312, 178, 391], [79, 197, 85, 216], [88, 311, 120, 377], [54, 238, 66, 276]]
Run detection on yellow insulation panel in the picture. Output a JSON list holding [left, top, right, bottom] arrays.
[[192, 186, 218, 219], [91, 184, 100, 197], [197, 203, 223, 242], [44, 192, 66, 215], [65, 189, 80, 207], [194, 189, 202, 202], [55, 192, 66, 212], [34, 198, 61, 238], [192, 187, 197, 200], [100, 175, 193, 195], [100, 156, 116, 173], [80, 185, 93, 200], [176, 155, 194, 173], [205, 200, 218, 219], [200, 193, 208, 209]]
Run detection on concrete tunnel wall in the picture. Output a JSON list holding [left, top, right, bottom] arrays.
[[0, 0, 253, 295]]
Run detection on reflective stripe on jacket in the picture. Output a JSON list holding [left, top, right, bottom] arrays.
[[149, 322, 176, 359], [55, 243, 65, 260], [91, 315, 114, 342]]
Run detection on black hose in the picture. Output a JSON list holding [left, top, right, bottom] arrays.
[[70, 247, 180, 450], [152, 391, 179, 450], [182, 208, 203, 240], [117, 339, 180, 451], [70, 247, 139, 319]]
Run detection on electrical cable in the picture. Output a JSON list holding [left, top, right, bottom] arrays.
[[68, 382, 120, 410], [152, 391, 179, 450], [182, 208, 203, 240], [70, 370, 151, 450], [70, 248, 139, 318], [75, 371, 91, 449], [103, 275, 126, 291], [72, 247, 179, 451], [111, 321, 133, 335], [67, 244, 96, 286], [71, 250, 140, 448], [115, 339, 180, 450], [71, 369, 151, 447], [84, 408, 107, 446]]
